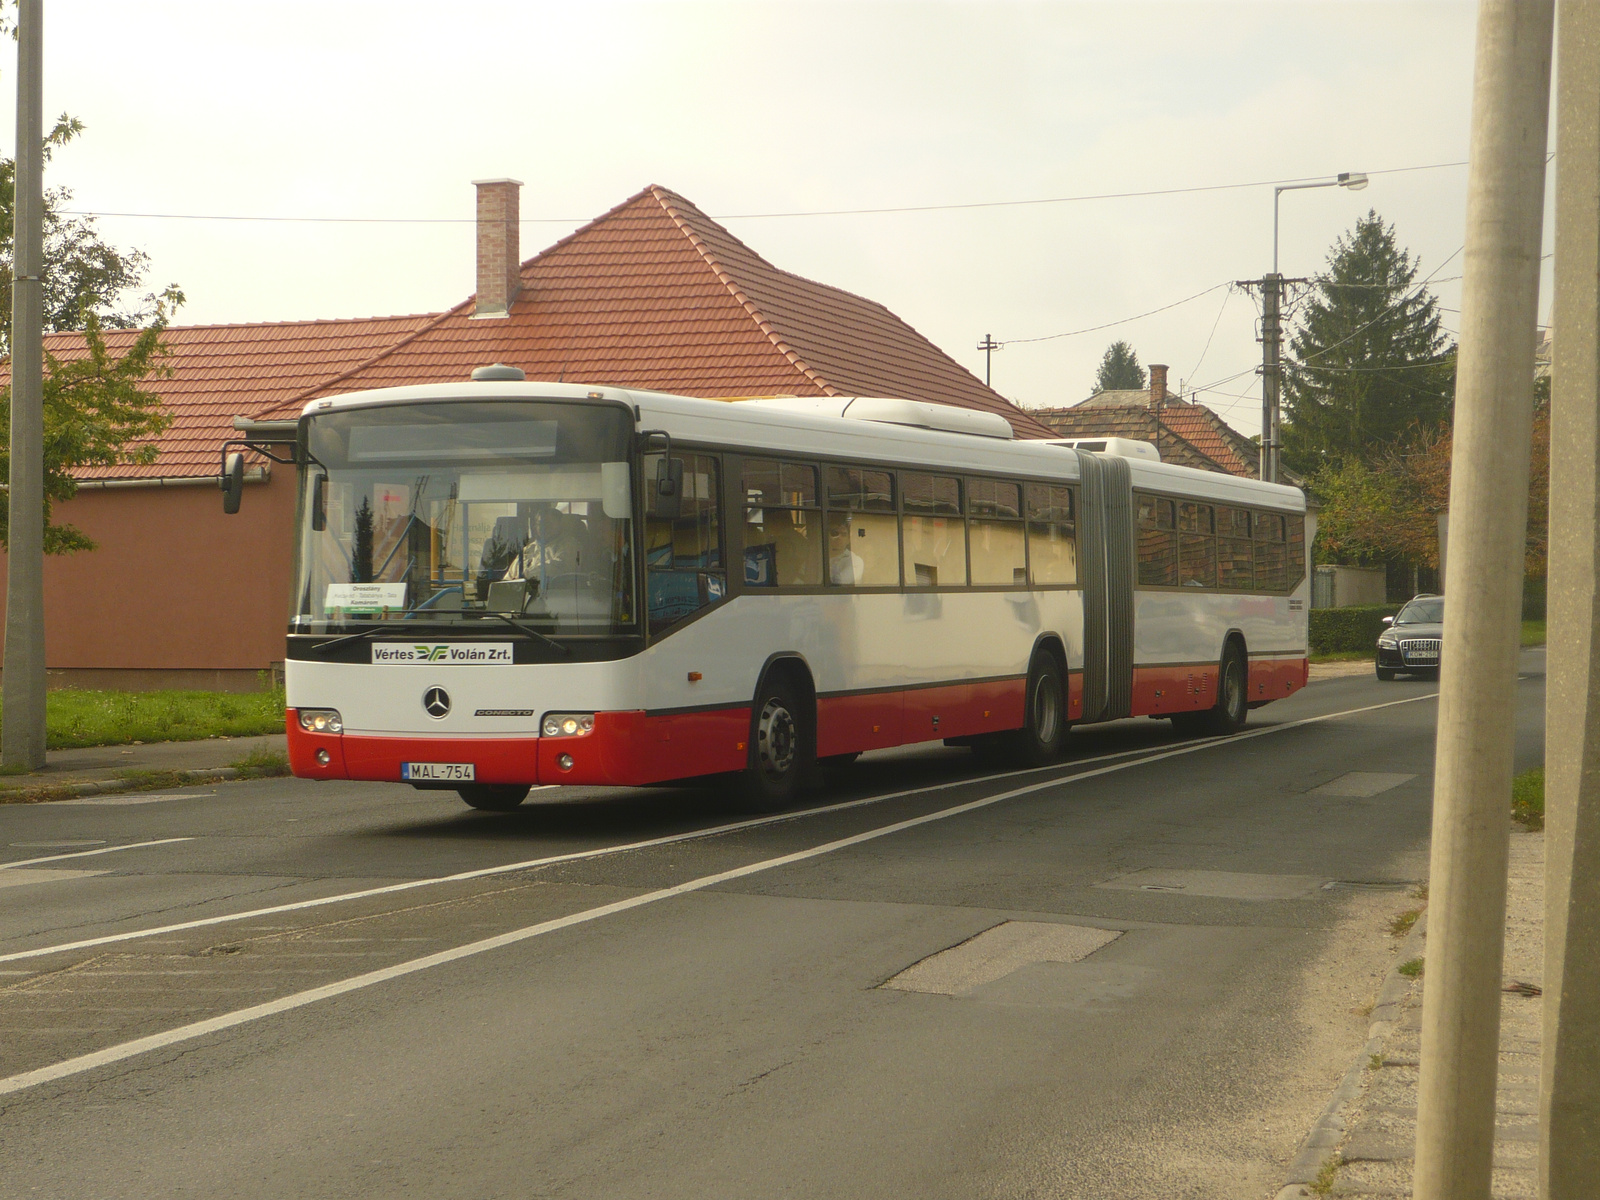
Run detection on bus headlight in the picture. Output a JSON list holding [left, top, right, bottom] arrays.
[[298, 708, 344, 734], [542, 713, 595, 737]]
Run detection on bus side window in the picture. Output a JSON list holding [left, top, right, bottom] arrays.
[[1025, 483, 1076, 585], [1216, 505, 1254, 591], [645, 452, 725, 634], [1287, 514, 1307, 590], [1136, 494, 1177, 587], [968, 478, 1026, 586], [825, 466, 899, 587], [902, 472, 966, 587], [742, 458, 821, 588], [1254, 510, 1288, 592], [1178, 501, 1217, 588]]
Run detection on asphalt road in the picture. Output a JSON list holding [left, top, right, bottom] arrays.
[[0, 654, 1546, 1199]]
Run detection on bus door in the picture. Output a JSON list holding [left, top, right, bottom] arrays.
[[1074, 451, 1135, 723]]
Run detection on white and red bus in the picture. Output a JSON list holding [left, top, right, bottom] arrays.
[[242, 373, 1309, 810]]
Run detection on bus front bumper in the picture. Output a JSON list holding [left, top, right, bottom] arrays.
[[286, 707, 751, 789]]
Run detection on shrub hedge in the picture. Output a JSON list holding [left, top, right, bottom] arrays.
[[1309, 604, 1401, 655]]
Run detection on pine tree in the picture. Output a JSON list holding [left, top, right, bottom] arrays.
[[1280, 212, 1454, 472], [351, 498, 375, 583], [1093, 340, 1146, 393]]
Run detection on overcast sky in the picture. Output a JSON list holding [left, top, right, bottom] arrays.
[[21, 1, 1554, 436]]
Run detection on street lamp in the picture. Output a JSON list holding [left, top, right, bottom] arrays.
[[1259, 170, 1370, 482], [1274, 171, 1369, 274]]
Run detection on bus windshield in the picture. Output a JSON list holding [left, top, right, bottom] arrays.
[[291, 399, 637, 636]]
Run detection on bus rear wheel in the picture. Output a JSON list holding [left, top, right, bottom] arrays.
[[1174, 643, 1248, 737], [1013, 648, 1068, 766], [735, 673, 813, 811], [458, 784, 531, 812]]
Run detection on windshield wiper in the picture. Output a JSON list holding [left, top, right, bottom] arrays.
[[472, 610, 572, 656], [307, 624, 390, 655]]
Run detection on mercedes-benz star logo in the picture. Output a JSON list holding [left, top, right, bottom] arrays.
[[422, 687, 451, 719]]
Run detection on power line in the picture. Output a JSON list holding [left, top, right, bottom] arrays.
[[1003, 282, 1229, 346], [59, 158, 1477, 227]]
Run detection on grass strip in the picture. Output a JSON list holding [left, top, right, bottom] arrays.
[[0, 680, 285, 750], [1522, 619, 1546, 647], [1513, 766, 1545, 830]]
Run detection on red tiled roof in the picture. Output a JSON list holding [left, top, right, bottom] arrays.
[[258, 185, 1055, 439], [1155, 405, 1256, 477], [2, 316, 438, 480], [1031, 395, 1259, 479]]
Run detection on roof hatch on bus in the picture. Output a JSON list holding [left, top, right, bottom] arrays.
[[1044, 437, 1161, 462], [739, 395, 1015, 440]]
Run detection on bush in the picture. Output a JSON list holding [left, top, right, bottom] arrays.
[[1512, 766, 1544, 830], [1309, 604, 1401, 654]]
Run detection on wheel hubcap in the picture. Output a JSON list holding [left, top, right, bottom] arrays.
[[757, 699, 797, 776], [1031, 674, 1061, 744]]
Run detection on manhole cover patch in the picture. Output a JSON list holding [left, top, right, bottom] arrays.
[[882, 921, 1121, 996]]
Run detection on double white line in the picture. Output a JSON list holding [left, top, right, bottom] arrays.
[[0, 691, 1438, 1099]]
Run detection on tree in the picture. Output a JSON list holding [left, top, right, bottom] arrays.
[[1281, 212, 1455, 473], [351, 498, 374, 583], [0, 115, 177, 357], [0, 104, 183, 553], [0, 309, 177, 554], [1309, 396, 1549, 579], [1093, 340, 1146, 393]]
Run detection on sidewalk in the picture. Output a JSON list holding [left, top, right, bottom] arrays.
[[0, 732, 288, 801], [1279, 828, 1544, 1198]]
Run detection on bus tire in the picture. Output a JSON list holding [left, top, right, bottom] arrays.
[[458, 784, 531, 812], [1181, 642, 1248, 737], [1013, 647, 1068, 766], [736, 672, 813, 810]]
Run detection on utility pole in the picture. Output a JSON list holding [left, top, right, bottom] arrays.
[[976, 333, 1002, 388], [3, 0, 46, 771], [1541, 2, 1600, 1192], [1412, 4, 1553, 1198], [1262, 273, 1282, 482], [1233, 275, 1303, 482]]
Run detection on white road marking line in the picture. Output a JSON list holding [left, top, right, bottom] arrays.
[[0, 743, 1189, 964], [54, 793, 215, 807], [0, 689, 1440, 1099], [0, 839, 194, 871], [0, 691, 1437, 969], [0, 869, 109, 891]]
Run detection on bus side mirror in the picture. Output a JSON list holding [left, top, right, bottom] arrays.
[[311, 475, 328, 532], [655, 457, 684, 520], [221, 453, 245, 514]]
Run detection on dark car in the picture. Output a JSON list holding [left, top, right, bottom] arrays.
[[1376, 594, 1443, 680]]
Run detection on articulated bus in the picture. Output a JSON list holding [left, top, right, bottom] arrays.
[[240, 374, 1309, 811]]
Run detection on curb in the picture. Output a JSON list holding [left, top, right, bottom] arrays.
[[0, 766, 243, 804], [1273, 909, 1428, 1199]]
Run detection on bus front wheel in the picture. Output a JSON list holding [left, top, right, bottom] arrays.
[[458, 784, 531, 812], [735, 673, 813, 811]]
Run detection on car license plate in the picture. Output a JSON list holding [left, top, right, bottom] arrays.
[[402, 762, 475, 782], [1410, 652, 1439, 661]]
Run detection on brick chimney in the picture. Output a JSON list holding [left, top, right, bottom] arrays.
[[1148, 363, 1169, 409], [472, 178, 522, 319]]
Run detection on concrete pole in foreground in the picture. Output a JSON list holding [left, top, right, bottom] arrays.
[[1541, 3, 1600, 1192], [1413, 3, 1553, 1197], [2, 0, 47, 771]]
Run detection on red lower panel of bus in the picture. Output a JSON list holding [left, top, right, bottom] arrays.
[[816, 677, 1027, 758], [1129, 657, 1307, 717], [287, 710, 751, 789], [1130, 665, 1218, 716], [1248, 656, 1308, 702]]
